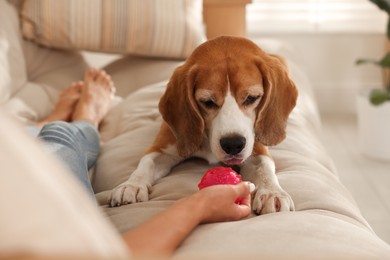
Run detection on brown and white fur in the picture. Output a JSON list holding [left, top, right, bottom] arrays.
[[109, 36, 298, 215]]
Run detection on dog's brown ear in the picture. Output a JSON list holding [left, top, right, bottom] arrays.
[[158, 65, 204, 157], [254, 54, 298, 146]]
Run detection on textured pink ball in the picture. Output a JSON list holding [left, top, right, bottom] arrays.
[[198, 166, 242, 188], [198, 166, 243, 204]]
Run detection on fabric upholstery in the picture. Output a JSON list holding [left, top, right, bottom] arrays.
[[21, 0, 206, 59], [0, 110, 130, 259], [0, 0, 27, 104]]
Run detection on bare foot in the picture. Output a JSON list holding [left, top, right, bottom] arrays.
[[71, 68, 115, 127], [37, 82, 83, 127]]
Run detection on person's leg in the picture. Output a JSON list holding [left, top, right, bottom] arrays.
[[28, 81, 83, 137], [37, 82, 83, 128], [34, 68, 115, 199], [26, 126, 41, 137], [37, 120, 99, 198]]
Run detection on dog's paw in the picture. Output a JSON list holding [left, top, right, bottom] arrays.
[[252, 187, 294, 215], [109, 180, 151, 207]]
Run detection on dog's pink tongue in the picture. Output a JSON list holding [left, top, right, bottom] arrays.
[[198, 166, 243, 204]]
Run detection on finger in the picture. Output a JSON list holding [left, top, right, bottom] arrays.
[[236, 196, 252, 218], [234, 182, 255, 197], [239, 194, 252, 208]]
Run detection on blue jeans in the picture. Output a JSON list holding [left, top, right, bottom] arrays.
[[30, 121, 99, 200]]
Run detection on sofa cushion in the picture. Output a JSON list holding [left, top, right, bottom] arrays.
[[0, 0, 27, 104], [0, 109, 130, 259], [21, 0, 206, 59]]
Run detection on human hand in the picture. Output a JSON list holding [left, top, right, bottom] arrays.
[[191, 182, 255, 223]]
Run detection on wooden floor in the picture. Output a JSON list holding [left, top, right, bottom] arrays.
[[321, 113, 390, 245]]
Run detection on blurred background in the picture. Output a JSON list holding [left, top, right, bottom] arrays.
[[246, 0, 390, 244], [247, 0, 385, 114]]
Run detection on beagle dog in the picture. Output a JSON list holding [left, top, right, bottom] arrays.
[[110, 36, 298, 215]]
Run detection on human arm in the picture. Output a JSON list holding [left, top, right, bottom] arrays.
[[122, 182, 253, 256]]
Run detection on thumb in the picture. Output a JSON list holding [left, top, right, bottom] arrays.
[[234, 182, 255, 197]]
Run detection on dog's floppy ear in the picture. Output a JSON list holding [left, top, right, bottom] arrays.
[[159, 65, 204, 157], [254, 54, 298, 146]]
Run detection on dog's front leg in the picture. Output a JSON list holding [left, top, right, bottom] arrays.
[[241, 146, 294, 215], [110, 123, 183, 207], [110, 150, 182, 207]]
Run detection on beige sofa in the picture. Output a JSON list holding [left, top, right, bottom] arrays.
[[1, 0, 390, 259]]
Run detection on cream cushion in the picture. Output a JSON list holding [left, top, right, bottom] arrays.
[[21, 0, 206, 59], [0, 0, 26, 104], [3, 41, 88, 124], [0, 109, 130, 259]]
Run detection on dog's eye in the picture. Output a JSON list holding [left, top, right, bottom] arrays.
[[243, 95, 260, 106], [201, 99, 218, 109]]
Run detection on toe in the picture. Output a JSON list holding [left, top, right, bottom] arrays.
[[70, 81, 83, 92], [84, 68, 97, 82], [94, 69, 105, 84], [136, 185, 150, 202]]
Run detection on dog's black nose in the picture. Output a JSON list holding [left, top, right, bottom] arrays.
[[220, 136, 246, 155]]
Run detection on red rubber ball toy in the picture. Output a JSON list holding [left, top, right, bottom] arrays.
[[198, 166, 244, 204]]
